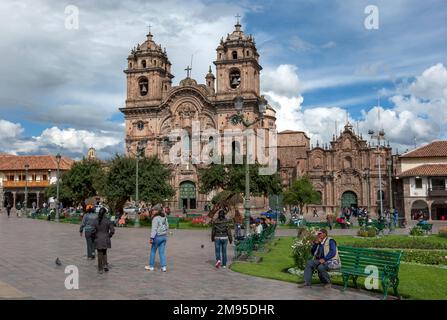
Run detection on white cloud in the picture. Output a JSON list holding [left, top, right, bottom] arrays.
[[0, 119, 23, 139], [267, 63, 447, 152], [262, 64, 301, 98]]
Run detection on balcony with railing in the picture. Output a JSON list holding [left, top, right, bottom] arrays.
[[2, 180, 50, 188], [428, 186, 447, 197]]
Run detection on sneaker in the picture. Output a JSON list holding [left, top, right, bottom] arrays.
[[222, 266, 227, 269], [298, 283, 311, 288], [323, 284, 332, 289], [144, 266, 154, 271], [161, 266, 167, 272], [215, 260, 221, 268], [98, 269, 103, 274], [104, 265, 109, 272]]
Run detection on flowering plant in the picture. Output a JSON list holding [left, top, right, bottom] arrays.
[[291, 227, 318, 270]]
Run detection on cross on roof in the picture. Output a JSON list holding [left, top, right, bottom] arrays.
[[147, 24, 152, 34], [235, 13, 241, 24], [185, 65, 192, 78]]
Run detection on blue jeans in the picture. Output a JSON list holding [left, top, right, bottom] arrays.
[[149, 235, 167, 268], [215, 238, 228, 266]]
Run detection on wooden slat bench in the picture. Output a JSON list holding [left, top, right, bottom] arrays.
[[338, 245, 402, 299]]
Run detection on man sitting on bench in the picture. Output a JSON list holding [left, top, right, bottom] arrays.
[[299, 229, 340, 289]]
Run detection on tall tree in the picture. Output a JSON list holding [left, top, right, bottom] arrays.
[[45, 158, 104, 205], [97, 155, 174, 213], [198, 157, 282, 212], [283, 176, 321, 214]]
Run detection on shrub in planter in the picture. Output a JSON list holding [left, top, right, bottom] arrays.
[[291, 227, 317, 270], [410, 226, 425, 236], [357, 226, 377, 237], [439, 227, 447, 238]]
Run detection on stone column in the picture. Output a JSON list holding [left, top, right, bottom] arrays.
[[12, 191, 16, 208], [0, 186, 4, 209], [36, 191, 40, 208]]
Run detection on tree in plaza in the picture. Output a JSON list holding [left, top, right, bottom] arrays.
[[283, 176, 321, 215], [96, 155, 174, 214], [198, 157, 282, 215], [44, 182, 74, 207], [45, 158, 104, 206]]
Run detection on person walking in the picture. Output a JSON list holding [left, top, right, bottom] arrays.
[[145, 204, 169, 272], [211, 209, 233, 269], [92, 207, 115, 274], [80, 205, 98, 259], [6, 202, 12, 218]]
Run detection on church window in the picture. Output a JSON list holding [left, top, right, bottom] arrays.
[[141, 60, 146, 68], [229, 69, 241, 89], [219, 53, 222, 59], [153, 59, 156, 66], [129, 62, 132, 68], [138, 77, 148, 96], [232, 51, 238, 59], [164, 85, 167, 91], [137, 121, 144, 131], [344, 156, 352, 169], [246, 50, 250, 56]]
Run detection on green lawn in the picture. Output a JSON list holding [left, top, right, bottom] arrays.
[[231, 236, 447, 300]]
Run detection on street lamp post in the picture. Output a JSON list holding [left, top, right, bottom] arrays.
[[368, 129, 385, 217], [363, 168, 371, 214], [24, 164, 29, 217], [387, 158, 393, 211], [230, 95, 267, 236], [134, 140, 147, 228], [55, 153, 61, 222]]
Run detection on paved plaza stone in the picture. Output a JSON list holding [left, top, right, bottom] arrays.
[[0, 214, 381, 300]]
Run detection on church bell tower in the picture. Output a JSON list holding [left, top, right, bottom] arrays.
[[214, 17, 262, 101]]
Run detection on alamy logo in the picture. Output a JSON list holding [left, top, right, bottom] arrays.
[[364, 265, 379, 290], [65, 5, 79, 30], [64, 265, 79, 290], [364, 5, 379, 30]]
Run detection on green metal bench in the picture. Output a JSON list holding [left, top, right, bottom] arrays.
[[338, 246, 402, 299], [234, 224, 277, 258], [417, 223, 433, 234], [167, 216, 180, 229]]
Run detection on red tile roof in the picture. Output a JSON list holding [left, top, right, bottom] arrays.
[[0, 155, 74, 171], [401, 141, 447, 158], [399, 164, 447, 177]]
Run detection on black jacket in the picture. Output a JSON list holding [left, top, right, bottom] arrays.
[[211, 218, 233, 243]]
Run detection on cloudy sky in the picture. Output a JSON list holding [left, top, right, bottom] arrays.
[[0, 0, 446, 159]]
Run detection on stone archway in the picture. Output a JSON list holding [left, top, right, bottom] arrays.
[[410, 200, 429, 220], [341, 191, 358, 209], [179, 181, 196, 210], [431, 200, 447, 221]]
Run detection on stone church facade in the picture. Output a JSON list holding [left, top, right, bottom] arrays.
[[277, 124, 392, 215], [120, 21, 392, 215], [120, 21, 276, 210]]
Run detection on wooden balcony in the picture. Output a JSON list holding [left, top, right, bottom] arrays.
[[428, 187, 447, 197], [2, 181, 50, 188]]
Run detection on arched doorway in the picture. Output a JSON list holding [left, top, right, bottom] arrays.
[[411, 200, 429, 220], [341, 191, 358, 209], [179, 181, 196, 210], [431, 201, 447, 221]]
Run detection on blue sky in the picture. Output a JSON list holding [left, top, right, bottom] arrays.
[[0, 0, 446, 158]]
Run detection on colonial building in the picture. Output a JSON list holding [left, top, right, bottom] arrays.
[[0, 155, 73, 209], [277, 123, 393, 216], [120, 21, 276, 210], [396, 141, 447, 221]]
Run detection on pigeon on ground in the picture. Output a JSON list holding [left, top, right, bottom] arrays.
[[55, 257, 62, 266], [201, 244, 205, 249]]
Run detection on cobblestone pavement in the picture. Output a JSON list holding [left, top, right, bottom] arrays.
[[0, 214, 380, 300]]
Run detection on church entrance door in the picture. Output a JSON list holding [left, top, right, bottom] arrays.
[[179, 181, 196, 210], [341, 191, 358, 209]]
